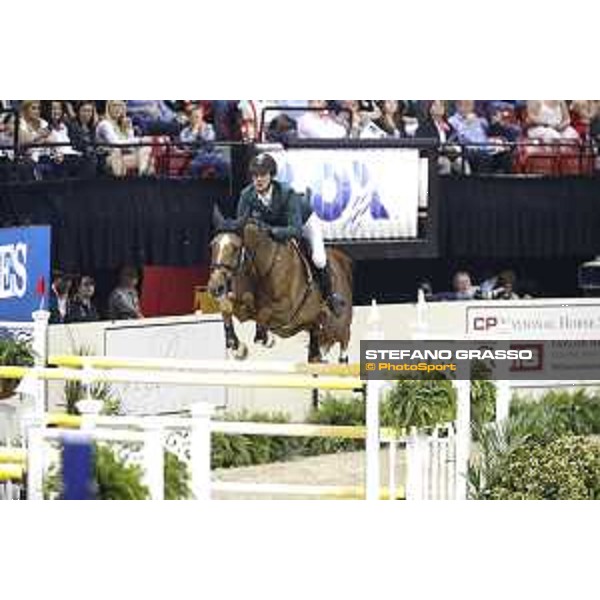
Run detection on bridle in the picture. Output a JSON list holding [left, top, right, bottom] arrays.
[[210, 226, 279, 284], [210, 234, 244, 275]]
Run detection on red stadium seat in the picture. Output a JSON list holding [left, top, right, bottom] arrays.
[[514, 141, 560, 176]]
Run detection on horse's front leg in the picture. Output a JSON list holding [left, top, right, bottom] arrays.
[[308, 327, 323, 363], [223, 313, 248, 360]]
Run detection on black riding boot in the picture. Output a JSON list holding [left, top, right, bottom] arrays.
[[316, 265, 345, 318]]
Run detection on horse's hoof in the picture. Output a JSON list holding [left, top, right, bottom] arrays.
[[262, 332, 276, 349], [232, 342, 249, 360], [338, 355, 349, 364]]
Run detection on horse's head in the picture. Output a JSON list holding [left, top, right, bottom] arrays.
[[208, 207, 244, 309]]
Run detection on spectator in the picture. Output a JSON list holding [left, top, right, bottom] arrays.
[[96, 100, 153, 177], [494, 270, 520, 300], [569, 100, 595, 140], [18, 100, 51, 165], [237, 100, 303, 141], [68, 101, 99, 176], [451, 270, 478, 300], [337, 101, 383, 138], [487, 103, 522, 143], [179, 106, 229, 179], [0, 113, 15, 157], [400, 101, 420, 137], [66, 275, 99, 323], [108, 266, 144, 320], [417, 100, 468, 175], [297, 100, 348, 139], [49, 271, 73, 324], [433, 271, 478, 301], [211, 101, 242, 141], [126, 100, 180, 136], [589, 103, 600, 170], [526, 100, 580, 147], [38, 101, 81, 178], [266, 113, 297, 143], [237, 100, 269, 141], [372, 100, 405, 138], [449, 100, 511, 173]]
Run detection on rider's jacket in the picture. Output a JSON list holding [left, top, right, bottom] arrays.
[[236, 181, 312, 241]]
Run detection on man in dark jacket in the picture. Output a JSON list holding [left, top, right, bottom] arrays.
[[236, 152, 344, 318], [66, 275, 100, 323]]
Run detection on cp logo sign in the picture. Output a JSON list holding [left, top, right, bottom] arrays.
[[473, 316, 498, 331]]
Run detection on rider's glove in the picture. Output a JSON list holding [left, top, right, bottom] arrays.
[[270, 228, 290, 242]]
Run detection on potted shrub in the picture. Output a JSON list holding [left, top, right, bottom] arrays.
[[0, 337, 35, 400]]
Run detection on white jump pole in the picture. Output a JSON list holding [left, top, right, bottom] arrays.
[[31, 310, 50, 417], [365, 299, 384, 501], [495, 380, 511, 423], [25, 416, 44, 500], [454, 375, 471, 501], [24, 310, 50, 501], [143, 419, 165, 501], [190, 401, 214, 501]]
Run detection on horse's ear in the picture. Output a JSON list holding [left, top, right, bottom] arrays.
[[213, 205, 225, 231]]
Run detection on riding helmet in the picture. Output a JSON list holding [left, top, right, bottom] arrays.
[[249, 152, 278, 177]]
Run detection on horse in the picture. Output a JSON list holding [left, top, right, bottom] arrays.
[[208, 213, 353, 363]]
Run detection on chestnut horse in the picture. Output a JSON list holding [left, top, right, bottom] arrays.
[[208, 216, 353, 363]]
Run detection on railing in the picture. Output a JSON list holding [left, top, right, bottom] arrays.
[[0, 130, 245, 191], [1, 130, 598, 183]]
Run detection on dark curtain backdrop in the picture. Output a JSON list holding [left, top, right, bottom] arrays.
[[0, 178, 231, 271], [439, 176, 600, 258], [2, 174, 600, 276]]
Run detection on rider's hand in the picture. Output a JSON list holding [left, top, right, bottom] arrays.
[[270, 228, 289, 243]]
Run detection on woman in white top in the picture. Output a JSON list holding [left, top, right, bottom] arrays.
[[18, 100, 51, 163], [46, 101, 78, 155], [96, 100, 152, 176], [297, 100, 348, 139], [526, 100, 580, 147]]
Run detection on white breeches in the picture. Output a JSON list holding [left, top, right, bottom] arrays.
[[302, 213, 327, 269]]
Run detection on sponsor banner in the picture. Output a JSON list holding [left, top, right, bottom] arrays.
[[0, 226, 50, 321], [272, 147, 424, 240], [360, 340, 600, 380], [466, 303, 600, 339]]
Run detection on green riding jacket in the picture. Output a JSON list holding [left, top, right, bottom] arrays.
[[236, 181, 312, 241]]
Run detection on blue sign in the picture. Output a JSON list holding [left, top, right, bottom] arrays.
[[0, 226, 50, 321]]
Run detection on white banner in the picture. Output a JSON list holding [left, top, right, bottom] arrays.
[[272, 148, 424, 240], [466, 303, 600, 340]]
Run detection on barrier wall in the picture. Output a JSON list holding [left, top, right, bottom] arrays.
[[45, 297, 600, 418]]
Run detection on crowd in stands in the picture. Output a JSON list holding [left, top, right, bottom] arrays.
[[421, 269, 530, 302], [0, 100, 231, 181], [1, 100, 600, 180], [49, 267, 143, 325]]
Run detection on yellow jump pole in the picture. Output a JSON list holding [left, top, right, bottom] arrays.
[[0, 366, 361, 391], [49, 355, 361, 378]]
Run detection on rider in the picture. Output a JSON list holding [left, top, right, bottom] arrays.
[[236, 152, 345, 318]]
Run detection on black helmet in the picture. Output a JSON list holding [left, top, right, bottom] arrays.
[[249, 153, 277, 177]]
